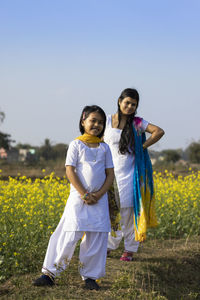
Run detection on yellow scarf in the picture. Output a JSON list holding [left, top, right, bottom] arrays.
[[75, 133, 103, 143]]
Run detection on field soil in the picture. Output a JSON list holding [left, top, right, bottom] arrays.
[[0, 237, 200, 300], [0, 163, 66, 179]]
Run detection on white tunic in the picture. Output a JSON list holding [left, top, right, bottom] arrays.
[[64, 139, 113, 232], [104, 115, 148, 208]]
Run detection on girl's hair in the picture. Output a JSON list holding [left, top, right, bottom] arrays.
[[118, 88, 140, 154], [79, 105, 106, 138]]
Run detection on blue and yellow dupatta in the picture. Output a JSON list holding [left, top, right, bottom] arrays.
[[132, 117, 158, 242]]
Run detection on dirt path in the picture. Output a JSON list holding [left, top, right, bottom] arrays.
[[1, 238, 200, 300]]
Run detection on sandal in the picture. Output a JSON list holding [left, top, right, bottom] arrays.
[[84, 278, 100, 290], [33, 274, 55, 286], [120, 251, 133, 261]]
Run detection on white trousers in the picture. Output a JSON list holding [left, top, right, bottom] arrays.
[[108, 207, 139, 253], [42, 215, 108, 280]]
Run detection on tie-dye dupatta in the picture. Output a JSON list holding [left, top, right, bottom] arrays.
[[132, 117, 158, 242]]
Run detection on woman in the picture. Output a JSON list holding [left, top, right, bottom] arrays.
[[104, 88, 164, 261]]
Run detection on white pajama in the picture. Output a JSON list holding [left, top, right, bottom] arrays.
[[104, 115, 149, 253], [42, 214, 108, 280], [108, 207, 139, 252]]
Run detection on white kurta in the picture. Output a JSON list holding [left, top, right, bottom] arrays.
[[64, 139, 113, 232], [104, 115, 148, 208]]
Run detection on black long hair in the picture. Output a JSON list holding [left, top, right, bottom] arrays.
[[118, 88, 139, 154], [79, 105, 106, 138]]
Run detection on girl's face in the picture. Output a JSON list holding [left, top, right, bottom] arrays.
[[82, 112, 104, 136], [119, 97, 138, 115]]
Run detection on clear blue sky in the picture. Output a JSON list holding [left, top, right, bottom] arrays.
[[0, 0, 199, 150]]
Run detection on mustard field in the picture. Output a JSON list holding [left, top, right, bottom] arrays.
[[0, 170, 200, 281]]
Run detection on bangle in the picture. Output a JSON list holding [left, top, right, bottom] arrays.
[[82, 192, 89, 200]]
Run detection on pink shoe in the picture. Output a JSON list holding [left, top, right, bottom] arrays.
[[120, 251, 133, 261]]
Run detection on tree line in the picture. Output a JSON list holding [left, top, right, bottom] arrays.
[[0, 109, 200, 164]]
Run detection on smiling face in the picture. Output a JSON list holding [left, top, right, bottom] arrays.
[[81, 112, 104, 137], [119, 97, 138, 115]]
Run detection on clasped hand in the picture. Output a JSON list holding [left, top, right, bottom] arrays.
[[82, 191, 102, 205]]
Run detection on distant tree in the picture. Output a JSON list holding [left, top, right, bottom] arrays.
[[52, 143, 68, 160], [16, 143, 33, 149], [39, 139, 56, 161], [162, 149, 181, 163], [0, 110, 15, 149], [187, 142, 200, 163], [0, 111, 5, 124], [0, 132, 14, 150]]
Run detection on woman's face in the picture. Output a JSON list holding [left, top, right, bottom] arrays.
[[119, 97, 138, 115]]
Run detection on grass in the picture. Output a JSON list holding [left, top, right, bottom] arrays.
[[0, 237, 199, 300]]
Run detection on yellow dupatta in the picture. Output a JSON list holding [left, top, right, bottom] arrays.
[[75, 133, 103, 143]]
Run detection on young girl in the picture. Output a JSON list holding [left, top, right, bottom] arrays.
[[104, 88, 164, 261], [34, 105, 114, 290]]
